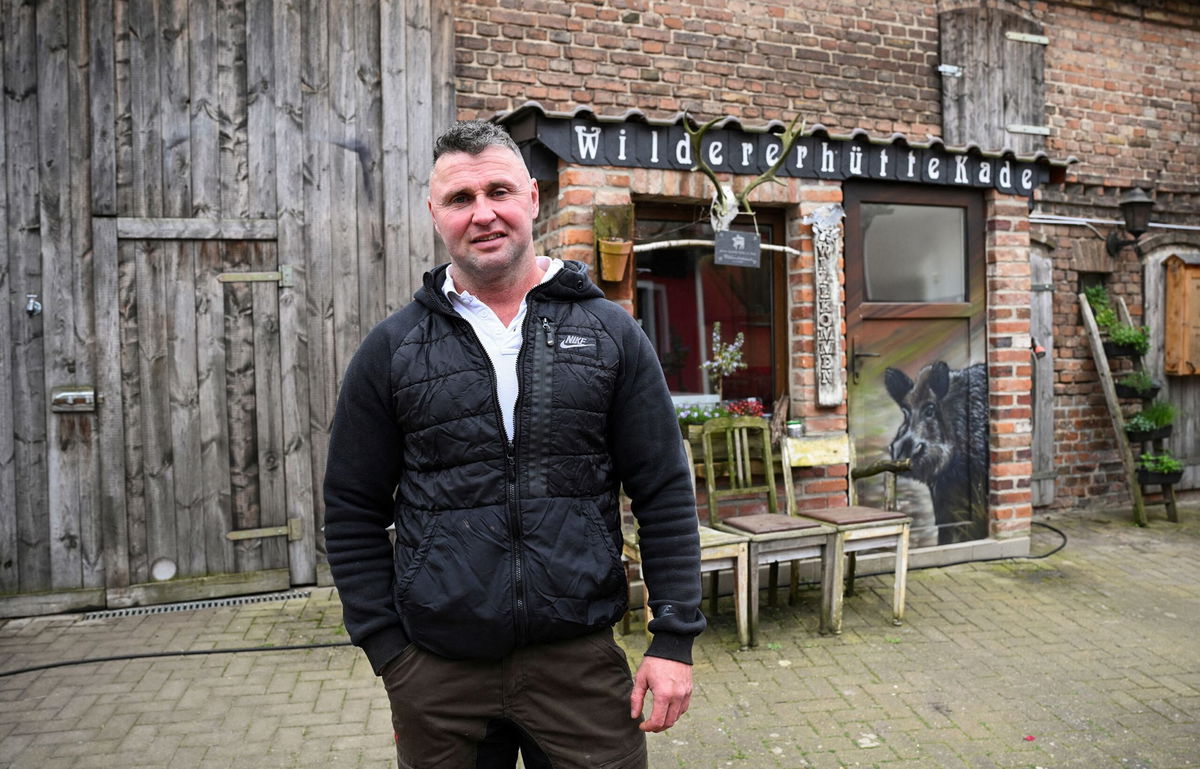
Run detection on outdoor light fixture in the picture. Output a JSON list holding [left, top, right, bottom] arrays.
[[1105, 187, 1155, 257]]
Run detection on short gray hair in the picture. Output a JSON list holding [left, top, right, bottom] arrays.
[[432, 121, 522, 163]]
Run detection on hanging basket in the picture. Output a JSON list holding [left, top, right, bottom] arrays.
[[1102, 341, 1142, 358], [597, 238, 633, 282], [1114, 383, 1160, 400]]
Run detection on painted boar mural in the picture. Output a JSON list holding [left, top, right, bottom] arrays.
[[884, 361, 988, 544]]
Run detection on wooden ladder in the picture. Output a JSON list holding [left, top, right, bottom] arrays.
[[1078, 294, 1179, 526]]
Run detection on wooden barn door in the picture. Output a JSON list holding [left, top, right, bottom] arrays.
[[102, 231, 298, 600]]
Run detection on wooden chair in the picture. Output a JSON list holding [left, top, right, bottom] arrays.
[[621, 439, 751, 649], [700, 417, 839, 646]]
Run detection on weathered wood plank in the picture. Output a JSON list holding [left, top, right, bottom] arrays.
[[1145, 252, 1198, 492], [105, 568, 289, 609], [167, 241, 204, 576], [0, 11, 16, 593], [161, 0, 192, 217], [67, 0, 102, 589], [246, 0, 276, 218], [118, 240, 149, 583], [217, 0, 249, 217], [406, 0, 437, 289], [136, 239, 179, 572], [116, 217, 277, 240], [196, 240, 234, 575], [273, 0, 317, 582], [93, 218, 130, 590], [252, 244, 287, 569], [90, 0, 117, 215], [189, 0, 220, 217], [0, 588, 106, 620], [113, 0, 135, 214], [1001, 15, 1046, 155], [1030, 252, 1055, 506], [431, 0, 456, 137], [224, 241, 263, 573], [8, 0, 51, 591], [128, 0, 163, 217], [330, 0, 361, 387], [381, 0, 411, 313], [303, 0, 335, 549], [356, 0, 385, 329]]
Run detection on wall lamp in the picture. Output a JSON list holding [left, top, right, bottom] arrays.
[[1105, 187, 1155, 257]]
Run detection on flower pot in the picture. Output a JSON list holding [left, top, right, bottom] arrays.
[[1137, 468, 1183, 486], [1114, 383, 1160, 400], [1125, 424, 1173, 443], [597, 238, 633, 282], [1103, 341, 1142, 358]]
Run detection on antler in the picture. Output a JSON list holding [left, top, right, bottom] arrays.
[[684, 112, 739, 233], [735, 113, 805, 214]]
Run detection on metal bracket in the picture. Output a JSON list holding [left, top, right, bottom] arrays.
[[1007, 124, 1052, 136], [937, 63, 963, 78], [1031, 283, 1055, 292], [1005, 31, 1049, 45], [226, 518, 303, 542], [217, 264, 294, 287]]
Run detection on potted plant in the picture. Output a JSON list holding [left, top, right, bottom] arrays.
[[1137, 451, 1184, 486], [1124, 400, 1176, 443], [1104, 322, 1150, 357], [597, 237, 633, 282], [700, 322, 746, 401], [1115, 369, 1160, 400]]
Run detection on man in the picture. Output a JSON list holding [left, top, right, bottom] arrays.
[[324, 120, 704, 768]]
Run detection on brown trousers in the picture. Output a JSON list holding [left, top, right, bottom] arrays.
[[381, 628, 648, 769]]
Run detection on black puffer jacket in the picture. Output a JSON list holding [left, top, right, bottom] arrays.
[[324, 261, 704, 672]]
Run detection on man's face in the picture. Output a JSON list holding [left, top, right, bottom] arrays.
[[427, 145, 539, 285]]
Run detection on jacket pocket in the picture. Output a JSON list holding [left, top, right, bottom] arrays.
[[393, 514, 443, 604]]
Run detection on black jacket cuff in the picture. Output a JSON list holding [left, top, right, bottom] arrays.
[[361, 625, 412, 675], [644, 631, 695, 665]]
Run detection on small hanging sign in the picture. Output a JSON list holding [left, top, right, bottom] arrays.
[[714, 230, 761, 268]]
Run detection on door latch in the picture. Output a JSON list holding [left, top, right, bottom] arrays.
[[25, 294, 42, 317]]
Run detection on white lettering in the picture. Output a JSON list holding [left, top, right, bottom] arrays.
[[675, 135, 691, 166], [741, 142, 755, 167], [849, 145, 864, 176], [650, 130, 660, 164], [906, 151, 917, 179], [978, 161, 991, 185], [574, 126, 601, 160], [999, 161, 1012, 189], [707, 141, 723, 167], [955, 155, 969, 184], [795, 144, 808, 169], [1021, 168, 1034, 192], [821, 142, 835, 173], [927, 157, 940, 180], [617, 129, 627, 161], [765, 142, 780, 166], [878, 148, 889, 176]]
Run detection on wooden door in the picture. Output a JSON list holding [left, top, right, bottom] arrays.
[[107, 235, 293, 596], [844, 184, 989, 547]]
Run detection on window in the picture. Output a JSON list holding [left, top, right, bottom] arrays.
[[634, 204, 786, 406]]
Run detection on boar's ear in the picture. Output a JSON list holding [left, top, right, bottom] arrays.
[[929, 360, 951, 399], [884, 367, 913, 403]]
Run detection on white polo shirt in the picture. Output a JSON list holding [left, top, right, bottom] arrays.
[[442, 257, 564, 441]]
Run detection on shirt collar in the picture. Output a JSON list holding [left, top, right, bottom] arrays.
[[442, 256, 563, 303]]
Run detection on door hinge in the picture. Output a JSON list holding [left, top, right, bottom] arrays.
[[1007, 124, 1052, 136], [227, 518, 303, 542], [1031, 283, 1055, 292], [1005, 31, 1049, 45], [217, 264, 294, 287], [937, 63, 963, 78]]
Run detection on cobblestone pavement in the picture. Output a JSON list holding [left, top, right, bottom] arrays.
[[2, 503, 1198, 769]]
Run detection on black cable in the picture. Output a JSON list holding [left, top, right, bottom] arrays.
[[0, 640, 352, 679], [0, 523, 1071, 679]]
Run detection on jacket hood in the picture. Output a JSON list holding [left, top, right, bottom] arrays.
[[415, 259, 605, 314]]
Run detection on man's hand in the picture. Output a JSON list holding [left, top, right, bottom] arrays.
[[630, 656, 693, 732]]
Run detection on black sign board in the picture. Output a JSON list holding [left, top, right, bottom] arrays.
[[714, 230, 761, 268], [510, 115, 1053, 197]]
